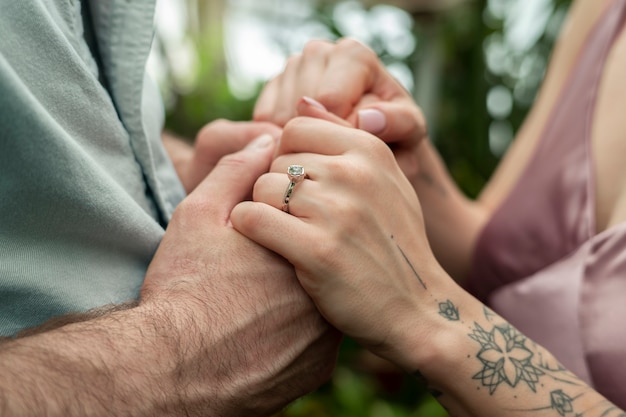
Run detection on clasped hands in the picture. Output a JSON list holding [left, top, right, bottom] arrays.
[[233, 39, 446, 370], [143, 39, 442, 416]]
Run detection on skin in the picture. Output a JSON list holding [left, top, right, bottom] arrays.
[[231, 116, 625, 417], [252, 0, 626, 281], [238, 0, 626, 414], [254, 37, 483, 280], [162, 119, 282, 193], [0, 134, 341, 416]]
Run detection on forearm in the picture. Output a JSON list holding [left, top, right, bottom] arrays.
[[398, 284, 622, 417], [410, 140, 488, 281], [0, 302, 182, 417]]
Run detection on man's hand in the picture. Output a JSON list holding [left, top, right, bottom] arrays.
[[163, 120, 282, 193], [0, 133, 340, 417], [142, 132, 341, 416]]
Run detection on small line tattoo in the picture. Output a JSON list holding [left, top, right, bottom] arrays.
[[396, 244, 427, 290]]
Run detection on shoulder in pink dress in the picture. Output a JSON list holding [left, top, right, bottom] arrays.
[[466, 0, 626, 407]]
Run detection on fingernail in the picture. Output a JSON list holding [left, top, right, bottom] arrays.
[[302, 96, 328, 112], [247, 133, 275, 150], [358, 109, 386, 134]]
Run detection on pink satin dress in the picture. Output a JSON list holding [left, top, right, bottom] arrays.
[[466, 0, 626, 407]]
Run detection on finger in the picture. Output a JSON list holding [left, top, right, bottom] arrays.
[[254, 76, 281, 122], [255, 40, 333, 125], [270, 54, 302, 126], [291, 40, 333, 106], [252, 172, 307, 215], [191, 134, 277, 218], [354, 101, 426, 145], [315, 39, 381, 118], [253, 169, 326, 218], [279, 117, 380, 157], [231, 201, 318, 267], [296, 96, 352, 128], [194, 120, 282, 167]]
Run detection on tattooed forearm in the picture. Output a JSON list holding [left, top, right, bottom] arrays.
[[421, 299, 626, 417]]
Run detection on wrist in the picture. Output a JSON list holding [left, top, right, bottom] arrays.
[[373, 266, 465, 375]]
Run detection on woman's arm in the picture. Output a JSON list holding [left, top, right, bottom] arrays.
[[406, 139, 487, 280], [397, 284, 622, 417], [232, 117, 624, 417]]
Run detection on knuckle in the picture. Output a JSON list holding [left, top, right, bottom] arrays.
[[272, 110, 294, 128], [235, 203, 264, 232], [337, 38, 377, 61], [366, 133, 394, 158], [302, 39, 332, 56], [329, 157, 372, 187], [207, 118, 233, 133], [218, 151, 250, 171], [253, 106, 271, 122], [316, 90, 348, 115], [335, 41, 380, 84], [284, 53, 302, 69], [197, 118, 229, 139], [283, 116, 308, 136], [172, 197, 210, 223], [251, 173, 274, 201], [309, 237, 341, 269]]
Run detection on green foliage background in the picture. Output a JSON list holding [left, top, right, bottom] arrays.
[[158, 0, 572, 414]]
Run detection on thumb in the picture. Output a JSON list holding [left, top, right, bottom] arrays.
[[355, 101, 427, 146], [190, 133, 277, 217]]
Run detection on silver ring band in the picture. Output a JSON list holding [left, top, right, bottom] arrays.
[[282, 165, 305, 213]]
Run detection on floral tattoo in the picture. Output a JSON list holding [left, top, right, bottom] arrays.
[[469, 323, 544, 394]]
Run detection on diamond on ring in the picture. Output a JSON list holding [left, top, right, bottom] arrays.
[[287, 165, 305, 183]]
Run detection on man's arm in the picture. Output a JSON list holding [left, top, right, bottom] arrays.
[[0, 134, 340, 417], [0, 303, 181, 416]]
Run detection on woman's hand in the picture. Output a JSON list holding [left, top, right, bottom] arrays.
[[231, 117, 446, 370], [254, 39, 428, 183]]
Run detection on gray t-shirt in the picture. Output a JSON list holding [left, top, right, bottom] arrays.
[[0, 0, 186, 335]]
